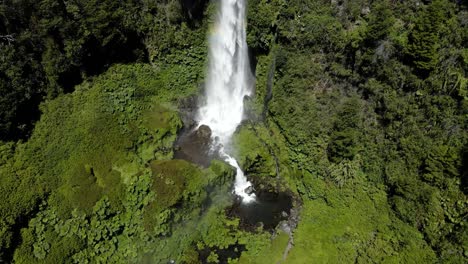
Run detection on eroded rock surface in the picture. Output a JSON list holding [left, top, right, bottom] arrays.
[[174, 124, 218, 167]]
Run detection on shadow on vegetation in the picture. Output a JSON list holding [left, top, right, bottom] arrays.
[[179, 0, 209, 24], [2, 198, 43, 263], [198, 243, 246, 264]]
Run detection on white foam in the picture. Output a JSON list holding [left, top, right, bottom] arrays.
[[197, 0, 255, 203]]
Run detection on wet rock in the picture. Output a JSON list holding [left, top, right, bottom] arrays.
[[174, 125, 217, 167], [244, 186, 255, 195], [279, 221, 291, 235], [177, 95, 199, 126], [196, 125, 212, 140]]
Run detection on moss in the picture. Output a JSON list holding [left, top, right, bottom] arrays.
[[58, 162, 104, 215], [149, 159, 203, 210], [139, 105, 182, 162], [286, 184, 437, 263], [207, 159, 236, 186], [244, 52, 276, 119], [239, 231, 289, 264], [148, 159, 235, 204], [231, 122, 300, 197], [232, 125, 277, 178], [142, 104, 181, 133], [143, 159, 235, 233]]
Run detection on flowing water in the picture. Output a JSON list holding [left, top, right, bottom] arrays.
[[197, 0, 256, 203]]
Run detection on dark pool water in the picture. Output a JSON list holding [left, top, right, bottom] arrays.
[[227, 190, 293, 230]]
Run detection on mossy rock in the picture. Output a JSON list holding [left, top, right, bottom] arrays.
[[149, 159, 203, 210], [148, 159, 235, 210], [59, 163, 103, 214], [207, 159, 236, 187], [143, 159, 235, 232], [232, 125, 277, 178], [142, 104, 182, 134], [139, 104, 183, 162]]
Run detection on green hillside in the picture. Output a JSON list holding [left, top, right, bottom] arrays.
[[0, 0, 467, 263]]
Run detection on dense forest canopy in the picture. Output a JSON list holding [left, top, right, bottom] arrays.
[[0, 0, 467, 263]]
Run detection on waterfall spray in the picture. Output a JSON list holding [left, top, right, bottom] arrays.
[[198, 0, 255, 203]]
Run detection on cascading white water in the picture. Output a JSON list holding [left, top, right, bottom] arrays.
[[198, 0, 256, 203]]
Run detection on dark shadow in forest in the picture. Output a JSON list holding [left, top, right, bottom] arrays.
[[198, 243, 246, 264]]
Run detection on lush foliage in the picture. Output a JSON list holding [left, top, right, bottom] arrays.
[[0, 0, 467, 263], [245, 0, 467, 262], [0, 0, 208, 140]]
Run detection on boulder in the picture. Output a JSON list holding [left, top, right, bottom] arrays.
[[196, 124, 212, 139], [244, 186, 255, 195]]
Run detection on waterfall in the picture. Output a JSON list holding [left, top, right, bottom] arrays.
[[197, 0, 256, 203]]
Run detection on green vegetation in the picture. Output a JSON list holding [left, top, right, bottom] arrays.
[[0, 0, 208, 140], [1, 0, 467, 263], [244, 0, 467, 262]]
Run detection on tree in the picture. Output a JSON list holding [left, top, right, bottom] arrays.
[[365, 0, 394, 46], [407, 0, 448, 77], [328, 97, 362, 163]]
